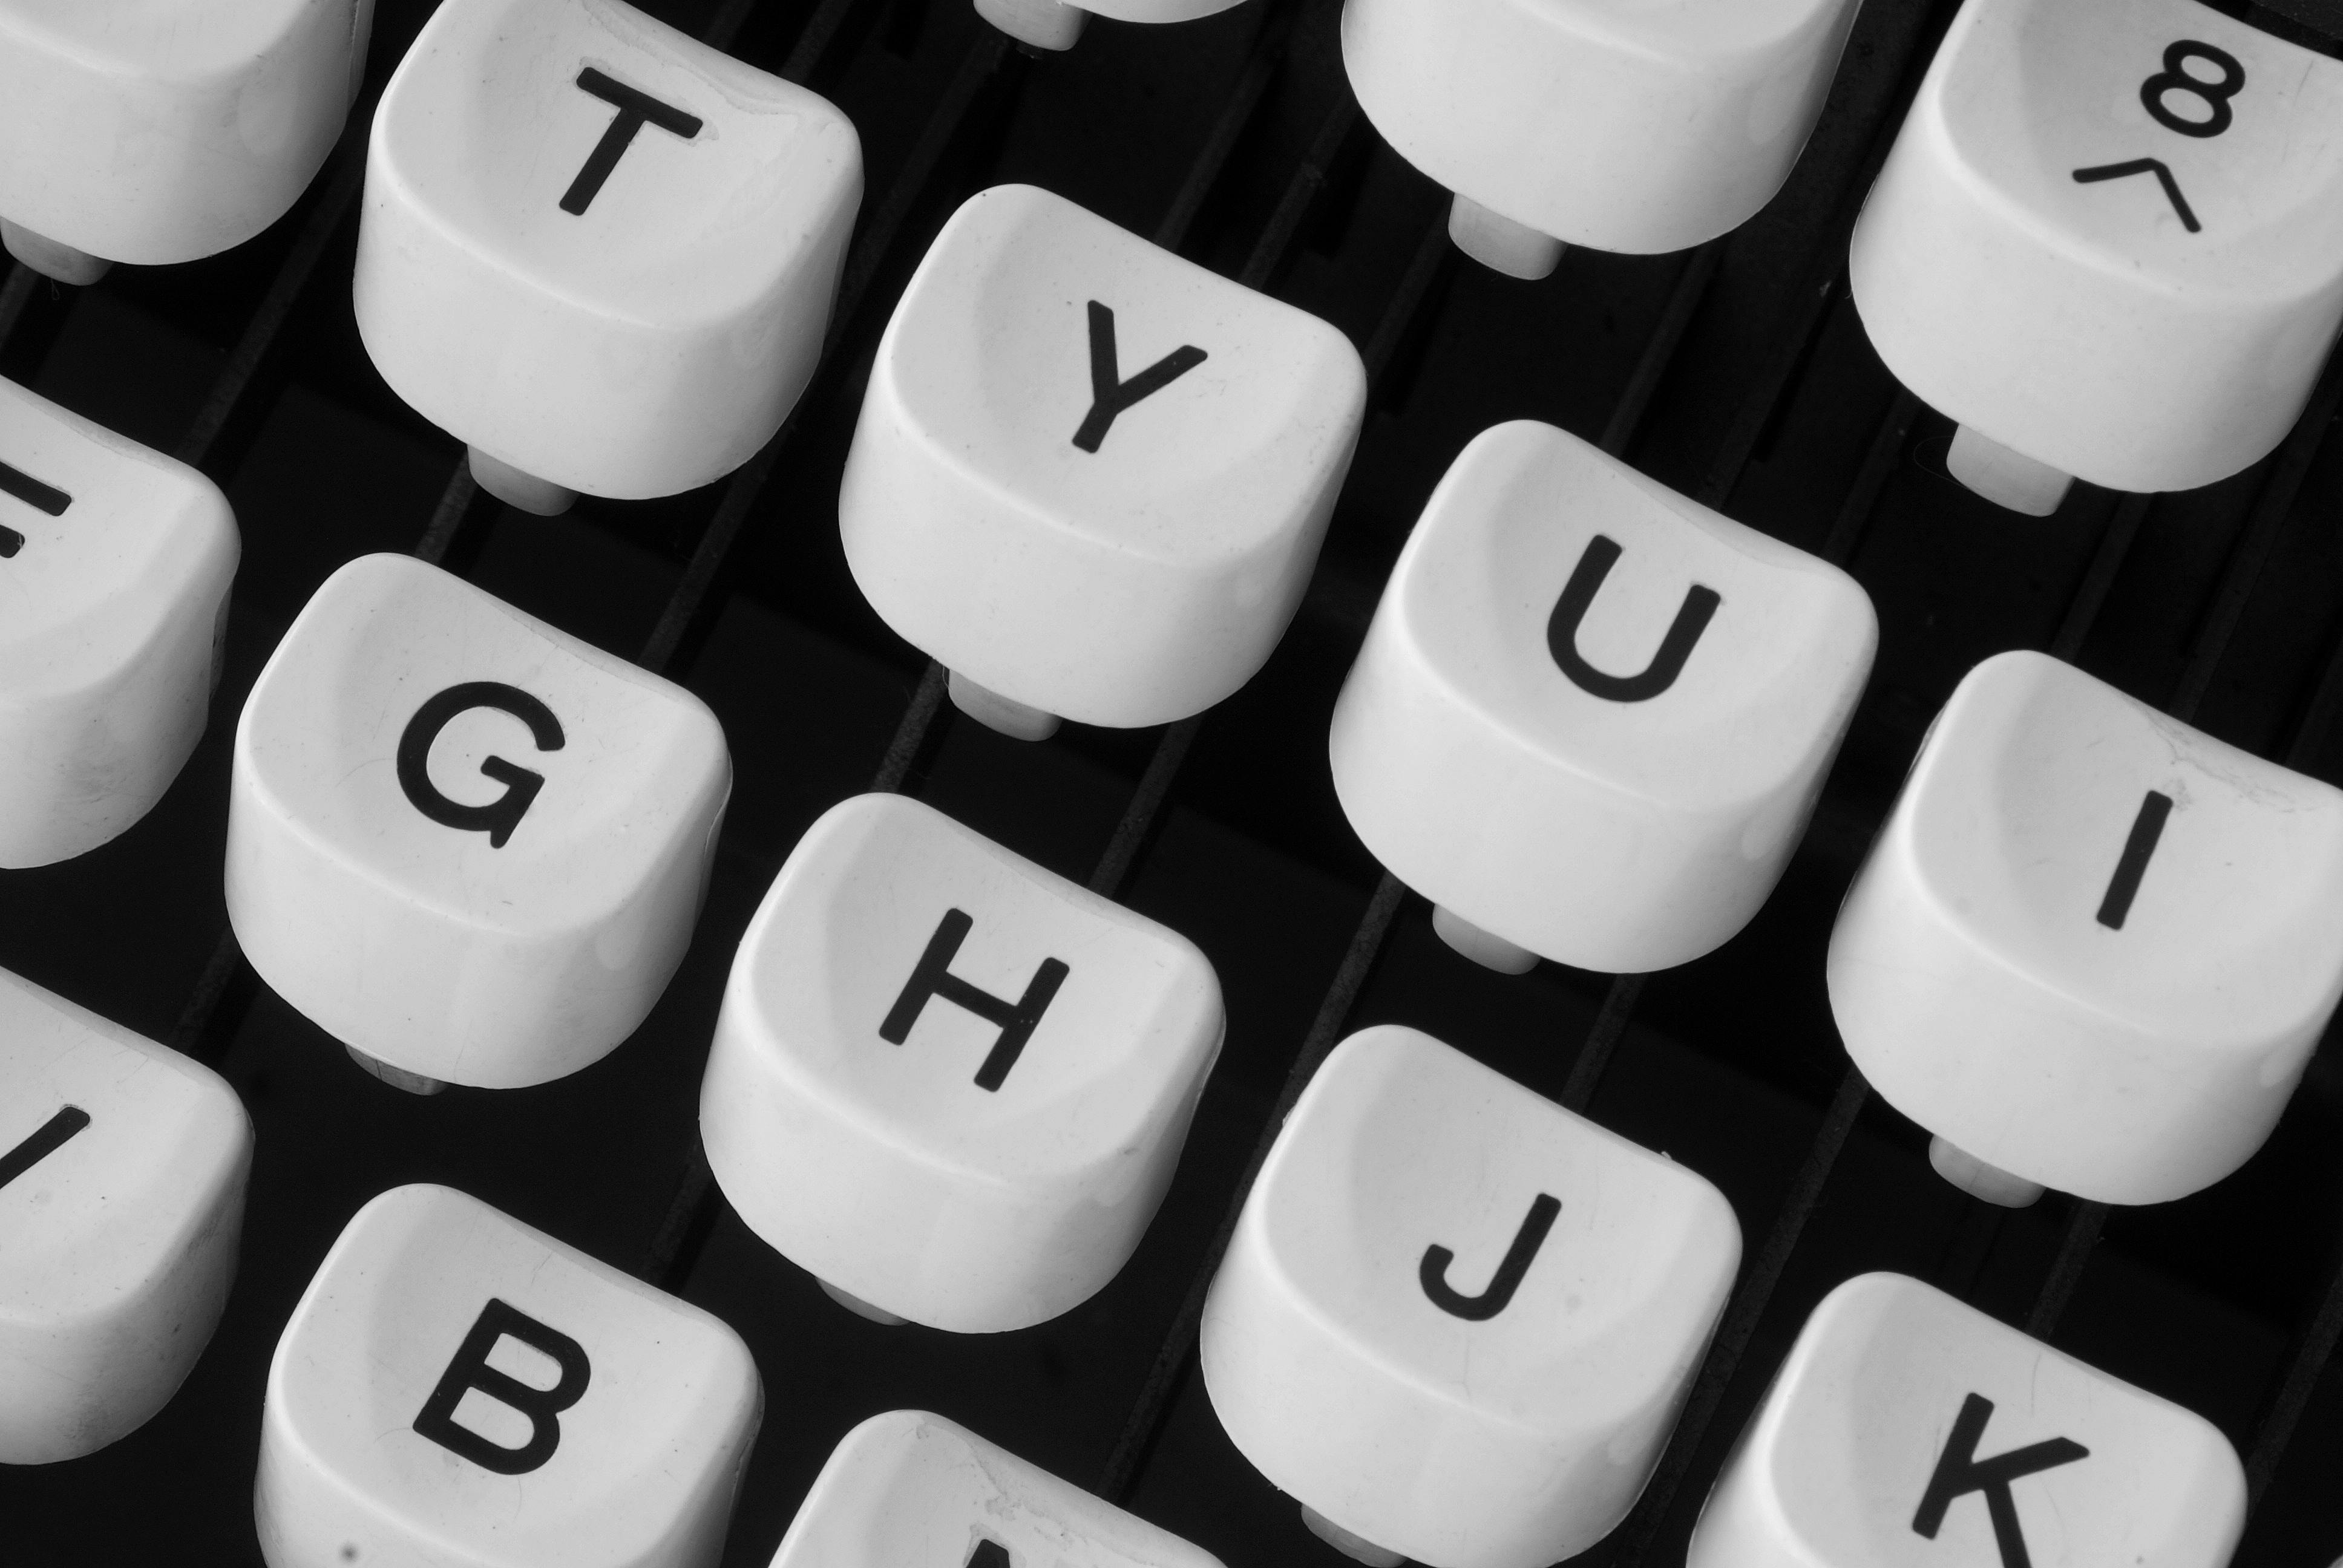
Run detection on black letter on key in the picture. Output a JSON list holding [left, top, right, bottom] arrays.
[[1912, 1393, 2089, 1568], [2095, 789, 2174, 931], [1547, 535, 1722, 702], [1420, 1192, 1561, 1321], [1072, 301, 1208, 453], [560, 68, 703, 215], [880, 909, 1070, 1092], [0, 1106, 92, 1192], [968, 1541, 1012, 1568], [413, 1298, 592, 1475], [0, 456, 73, 560], [396, 682, 566, 849]]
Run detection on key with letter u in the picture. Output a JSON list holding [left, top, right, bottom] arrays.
[[700, 792, 1224, 1332], [1688, 1273, 2244, 1568], [840, 183, 1366, 740], [0, 0, 371, 284], [1850, 0, 2343, 514], [0, 374, 239, 868], [0, 965, 252, 1464], [1200, 1025, 1740, 1568], [255, 1184, 761, 1568], [1329, 420, 1876, 976], [769, 1410, 1227, 1568], [226, 553, 731, 1093], [1829, 650, 2343, 1207], [354, 0, 862, 514]]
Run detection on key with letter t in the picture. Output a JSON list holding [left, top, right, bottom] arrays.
[[769, 1410, 1226, 1568], [1829, 650, 2343, 1206], [0, 965, 252, 1464], [226, 554, 730, 1092], [841, 183, 1365, 740], [255, 1184, 761, 1568], [700, 792, 1224, 1331], [1329, 420, 1875, 975], [0, 374, 239, 868], [1850, 0, 2343, 512], [1201, 1025, 1740, 1568], [355, 0, 861, 513], [1688, 1274, 2244, 1568]]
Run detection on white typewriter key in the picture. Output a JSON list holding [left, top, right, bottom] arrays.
[[1343, 0, 1863, 276], [840, 183, 1366, 736], [1850, 0, 2343, 507], [0, 376, 239, 869], [1329, 420, 1875, 975], [700, 792, 1222, 1333], [1829, 650, 2343, 1206], [1200, 1025, 1742, 1568], [0, 0, 370, 282], [972, 0, 1245, 54], [255, 1183, 761, 1568], [0, 967, 252, 1464], [355, 0, 862, 509], [1687, 1273, 2245, 1568], [769, 1409, 1227, 1568], [226, 553, 730, 1091]]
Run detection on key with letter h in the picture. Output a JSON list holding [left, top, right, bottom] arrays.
[[0, 375, 239, 867], [700, 792, 1224, 1332], [1828, 650, 2343, 1206], [1850, 0, 2343, 512], [257, 1184, 759, 1568], [1201, 1025, 1740, 1568], [841, 183, 1366, 740], [1329, 420, 1876, 976], [227, 554, 730, 1093], [769, 1410, 1227, 1568], [0, 965, 251, 1463], [1688, 1274, 2244, 1568], [355, 0, 861, 513]]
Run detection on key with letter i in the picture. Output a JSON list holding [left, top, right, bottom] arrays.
[[1829, 650, 2343, 1207], [1850, 0, 2343, 514], [1688, 1273, 2244, 1568]]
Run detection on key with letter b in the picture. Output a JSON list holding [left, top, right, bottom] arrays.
[[1329, 420, 1875, 975], [1688, 1273, 2244, 1568], [226, 554, 730, 1091], [0, 967, 252, 1463], [700, 792, 1224, 1331], [1201, 1025, 1740, 1568], [256, 1184, 761, 1568], [1829, 650, 2343, 1206], [1850, 0, 2343, 512], [841, 183, 1365, 740], [355, 0, 861, 512]]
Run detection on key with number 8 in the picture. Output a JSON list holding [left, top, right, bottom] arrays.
[[1850, 0, 2343, 514]]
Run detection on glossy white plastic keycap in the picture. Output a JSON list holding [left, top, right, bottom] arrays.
[[1329, 420, 1876, 976], [0, 376, 239, 869], [0, 966, 251, 1464], [1829, 650, 2343, 1207], [1342, 0, 1863, 278], [1850, 0, 2343, 509], [770, 1410, 1227, 1568], [701, 792, 1223, 1333], [840, 183, 1366, 737], [1200, 1025, 1742, 1568], [0, 0, 371, 283], [1688, 1273, 2245, 1568], [973, 0, 1245, 54], [255, 1183, 761, 1568], [355, 0, 862, 511], [226, 553, 730, 1091]]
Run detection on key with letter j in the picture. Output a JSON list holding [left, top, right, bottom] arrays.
[[1829, 650, 2343, 1206], [1688, 1273, 2244, 1568], [1201, 1025, 1740, 1568], [255, 1184, 761, 1568]]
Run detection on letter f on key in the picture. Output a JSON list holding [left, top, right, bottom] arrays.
[[1912, 1393, 2089, 1568]]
